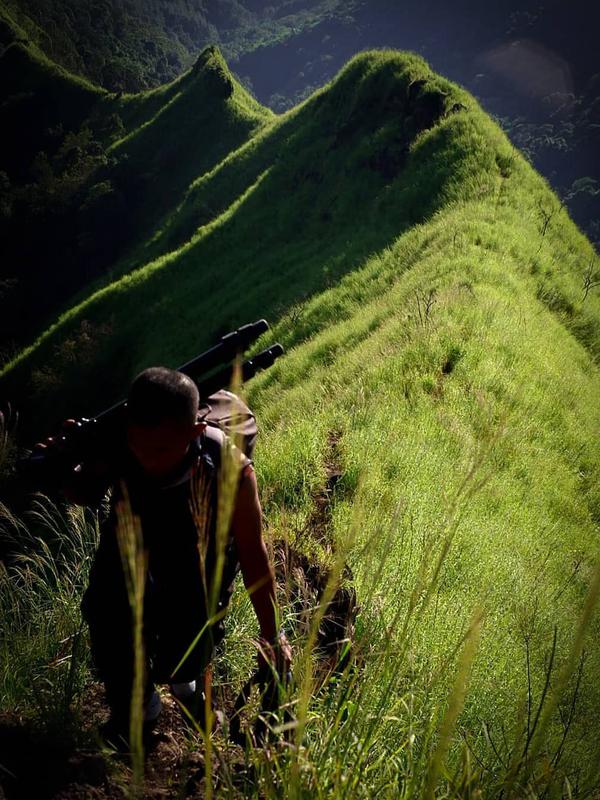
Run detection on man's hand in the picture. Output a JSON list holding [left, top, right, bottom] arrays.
[[33, 418, 110, 505], [33, 418, 82, 458], [257, 630, 293, 683]]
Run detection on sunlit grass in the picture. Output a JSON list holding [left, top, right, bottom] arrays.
[[0, 496, 98, 721], [1, 430, 598, 796]]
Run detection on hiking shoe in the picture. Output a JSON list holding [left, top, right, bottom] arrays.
[[170, 680, 196, 705], [99, 715, 130, 753], [144, 689, 162, 723], [99, 715, 161, 755], [170, 681, 223, 733], [170, 680, 199, 726]]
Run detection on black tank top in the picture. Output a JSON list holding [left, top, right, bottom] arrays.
[[88, 428, 251, 653]]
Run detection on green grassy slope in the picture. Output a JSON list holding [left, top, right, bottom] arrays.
[[246, 196, 600, 788], [2, 49, 600, 792], [0, 43, 270, 349], [3, 52, 484, 422], [100, 45, 273, 245]]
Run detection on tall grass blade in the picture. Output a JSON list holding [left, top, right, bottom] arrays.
[[423, 607, 483, 800], [114, 484, 147, 795]]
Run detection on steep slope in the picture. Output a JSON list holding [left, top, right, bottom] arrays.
[[104, 45, 272, 238], [2, 51, 475, 423], [2, 50, 600, 791], [0, 44, 271, 352]]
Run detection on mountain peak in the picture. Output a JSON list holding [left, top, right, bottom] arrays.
[[191, 44, 234, 99], [194, 43, 224, 67]]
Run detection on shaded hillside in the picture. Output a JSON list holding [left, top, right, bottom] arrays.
[[2, 48, 600, 797], [0, 0, 209, 90], [0, 0, 348, 91], [0, 43, 271, 356], [0, 41, 102, 181]]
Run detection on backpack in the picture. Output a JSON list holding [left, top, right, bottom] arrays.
[[203, 390, 257, 459]]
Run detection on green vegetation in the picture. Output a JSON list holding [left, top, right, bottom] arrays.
[[0, 42, 271, 352], [2, 47, 600, 797], [4, 0, 598, 251], [0, 0, 351, 92], [0, 496, 98, 720]]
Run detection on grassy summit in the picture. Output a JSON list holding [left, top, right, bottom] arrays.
[[2, 47, 600, 795]]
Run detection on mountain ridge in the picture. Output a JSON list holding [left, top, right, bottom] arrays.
[[3, 0, 597, 251], [2, 48, 478, 427], [2, 45, 600, 791]]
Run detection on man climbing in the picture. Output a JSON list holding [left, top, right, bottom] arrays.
[[38, 366, 291, 746]]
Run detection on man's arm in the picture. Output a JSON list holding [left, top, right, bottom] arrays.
[[231, 464, 277, 641], [33, 419, 112, 506], [231, 464, 291, 671]]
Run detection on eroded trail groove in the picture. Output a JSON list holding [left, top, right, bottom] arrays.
[[272, 430, 359, 677]]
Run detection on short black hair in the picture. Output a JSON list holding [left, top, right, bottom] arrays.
[[127, 367, 199, 428]]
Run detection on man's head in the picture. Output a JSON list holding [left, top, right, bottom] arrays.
[[126, 367, 204, 477]]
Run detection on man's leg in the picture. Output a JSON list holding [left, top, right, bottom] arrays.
[[151, 609, 220, 731], [170, 663, 218, 732], [81, 574, 155, 739]]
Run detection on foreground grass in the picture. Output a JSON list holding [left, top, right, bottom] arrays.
[[247, 234, 600, 791], [1, 449, 598, 797], [0, 498, 97, 721]]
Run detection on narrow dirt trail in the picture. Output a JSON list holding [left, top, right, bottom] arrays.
[[272, 429, 359, 676]]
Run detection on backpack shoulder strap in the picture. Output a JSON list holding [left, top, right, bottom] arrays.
[[200, 425, 225, 473], [199, 425, 252, 476]]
